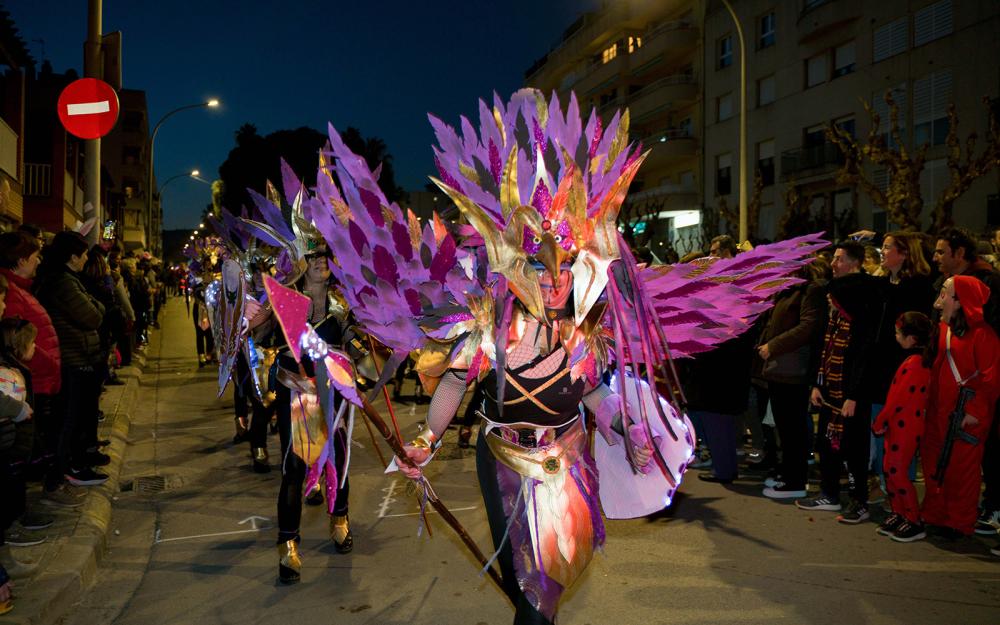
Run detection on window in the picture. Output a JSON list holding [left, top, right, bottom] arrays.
[[833, 41, 856, 77], [914, 70, 953, 146], [834, 115, 856, 138], [716, 153, 732, 196], [920, 158, 948, 214], [804, 124, 826, 147], [717, 93, 734, 121], [718, 35, 733, 69], [627, 35, 643, 53], [757, 74, 776, 106], [122, 111, 143, 132], [602, 42, 618, 64], [873, 17, 908, 62], [915, 0, 953, 46], [679, 170, 695, 191], [806, 53, 827, 88], [759, 12, 776, 48], [121, 146, 140, 165], [757, 140, 775, 186]]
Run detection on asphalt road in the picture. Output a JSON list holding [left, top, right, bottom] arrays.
[[60, 299, 1000, 625]]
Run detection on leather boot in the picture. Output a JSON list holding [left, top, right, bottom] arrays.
[[233, 416, 248, 444], [330, 515, 353, 554], [277, 539, 301, 584], [458, 426, 472, 449], [252, 447, 270, 473]]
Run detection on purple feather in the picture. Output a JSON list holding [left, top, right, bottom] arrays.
[[348, 220, 369, 255], [391, 221, 413, 262], [372, 245, 399, 285], [429, 234, 456, 282]]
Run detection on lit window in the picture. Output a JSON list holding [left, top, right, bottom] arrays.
[[602, 43, 618, 64], [628, 36, 643, 53]]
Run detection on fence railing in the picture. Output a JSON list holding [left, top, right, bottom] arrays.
[[24, 163, 51, 197]]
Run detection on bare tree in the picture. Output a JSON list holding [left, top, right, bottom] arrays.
[[931, 98, 1000, 231], [826, 92, 927, 231]]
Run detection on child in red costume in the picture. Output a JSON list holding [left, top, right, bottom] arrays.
[[921, 276, 1000, 538], [872, 312, 932, 541]]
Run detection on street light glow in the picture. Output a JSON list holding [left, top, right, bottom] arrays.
[[199, 223, 205, 228], [207, 99, 220, 107], [191, 169, 200, 177], [190, 235, 195, 240]]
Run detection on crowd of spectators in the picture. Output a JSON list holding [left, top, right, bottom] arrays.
[[686, 227, 1000, 554], [0, 224, 168, 614]]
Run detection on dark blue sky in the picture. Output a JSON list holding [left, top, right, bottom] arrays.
[[7, 0, 597, 229]]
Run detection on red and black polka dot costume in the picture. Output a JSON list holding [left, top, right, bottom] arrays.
[[873, 353, 929, 523]]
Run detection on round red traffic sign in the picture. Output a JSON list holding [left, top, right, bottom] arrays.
[[57, 78, 120, 139]]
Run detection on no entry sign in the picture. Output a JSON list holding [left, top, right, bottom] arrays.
[[57, 78, 120, 139]]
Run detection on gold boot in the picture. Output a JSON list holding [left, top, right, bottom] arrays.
[[252, 447, 270, 473], [277, 539, 301, 584], [330, 515, 353, 554]]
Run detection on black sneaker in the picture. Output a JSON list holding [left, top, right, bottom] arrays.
[[974, 508, 1000, 535], [65, 467, 109, 486], [3, 527, 47, 547], [891, 521, 927, 543], [876, 513, 905, 536], [19, 511, 54, 531], [837, 501, 870, 524], [81, 451, 111, 467], [796, 495, 841, 512]]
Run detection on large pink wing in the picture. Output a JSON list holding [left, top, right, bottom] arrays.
[[640, 233, 828, 358]]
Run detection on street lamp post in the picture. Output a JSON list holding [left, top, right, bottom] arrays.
[[721, 0, 748, 243], [147, 99, 219, 254]]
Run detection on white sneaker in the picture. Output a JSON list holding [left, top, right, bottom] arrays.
[[764, 475, 783, 488], [974, 509, 1000, 535], [763, 484, 807, 499]]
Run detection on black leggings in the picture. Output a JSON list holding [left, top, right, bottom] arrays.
[[276, 383, 349, 542], [476, 431, 553, 625], [234, 354, 273, 449]]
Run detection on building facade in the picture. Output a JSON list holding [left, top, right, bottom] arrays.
[[102, 88, 156, 252], [0, 8, 31, 231], [525, 0, 705, 255], [703, 0, 1000, 240]]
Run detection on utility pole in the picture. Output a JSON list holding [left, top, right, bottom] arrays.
[[83, 0, 102, 244], [721, 0, 748, 243]]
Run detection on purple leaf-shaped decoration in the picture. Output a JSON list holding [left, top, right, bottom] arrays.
[[372, 245, 399, 285], [358, 187, 384, 227], [348, 220, 368, 255], [391, 221, 413, 262], [403, 288, 422, 316], [429, 234, 457, 282]]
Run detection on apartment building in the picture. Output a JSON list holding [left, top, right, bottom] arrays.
[[703, 0, 1000, 240], [0, 9, 31, 230], [525, 0, 705, 253], [102, 88, 155, 252]]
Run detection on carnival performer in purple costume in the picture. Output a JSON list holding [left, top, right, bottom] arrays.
[[262, 89, 824, 623]]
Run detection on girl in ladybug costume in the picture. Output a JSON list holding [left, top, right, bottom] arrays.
[[872, 312, 932, 541]]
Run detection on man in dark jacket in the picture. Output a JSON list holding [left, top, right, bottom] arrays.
[[798, 242, 880, 523], [34, 232, 107, 492]]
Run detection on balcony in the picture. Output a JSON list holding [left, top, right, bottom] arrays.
[[627, 74, 698, 124], [573, 54, 627, 98], [24, 163, 52, 197], [780, 142, 844, 180], [627, 182, 699, 214], [640, 129, 699, 169], [797, 0, 861, 43], [0, 118, 17, 178], [629, 21, 699, 74]]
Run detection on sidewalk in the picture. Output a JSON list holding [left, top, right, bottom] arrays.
[[0, 333, 150, 625]]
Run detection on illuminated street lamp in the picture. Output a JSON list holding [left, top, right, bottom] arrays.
[[147, 99, 221, 253]]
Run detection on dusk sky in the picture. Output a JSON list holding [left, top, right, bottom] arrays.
[[7, 0, 598, 230]]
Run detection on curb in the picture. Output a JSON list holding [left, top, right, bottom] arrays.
[[0, 358, 145, 625]]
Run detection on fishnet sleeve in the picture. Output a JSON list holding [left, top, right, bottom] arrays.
[[426, 369, 470, 439]]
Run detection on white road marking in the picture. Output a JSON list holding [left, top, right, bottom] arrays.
[[381, 505, 478, 518], [67, 100, 110, 115], [154, 528, 264, 544], [377, 479, 399, 518]]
